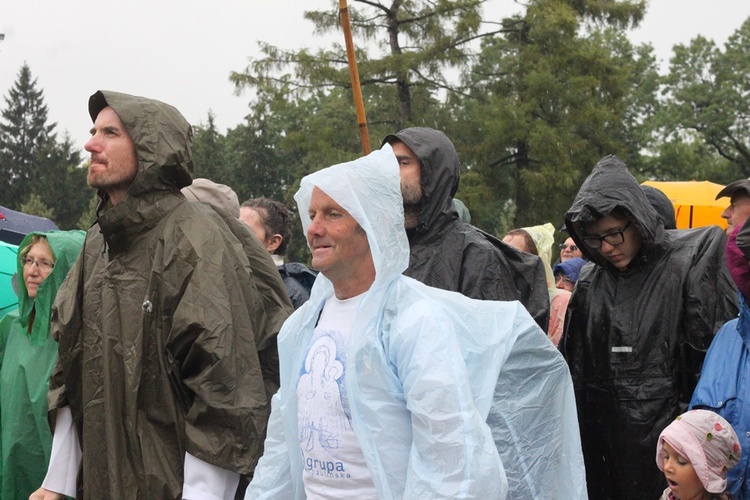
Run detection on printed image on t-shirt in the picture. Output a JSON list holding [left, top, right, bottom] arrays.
[[297, 297, 378, 498], [298, 330, 351, 454]]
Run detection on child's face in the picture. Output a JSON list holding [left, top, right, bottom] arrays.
[[661, 441, 710, 499]]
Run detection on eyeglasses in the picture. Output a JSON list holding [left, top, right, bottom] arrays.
[[582, 221, 631, 249], [21, 257, 55, 271], [559, 243, 578, 252]]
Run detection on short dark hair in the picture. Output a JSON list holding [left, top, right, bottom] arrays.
[[241, 198, 292, 256]]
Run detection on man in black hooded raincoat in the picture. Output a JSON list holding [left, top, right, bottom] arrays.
[[560, 155, 738, 499], [383, 127, 549, 329]]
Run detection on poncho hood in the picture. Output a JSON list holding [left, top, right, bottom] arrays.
[[17, 230, 85, 344], [89, 90, 193, 194], [565, 155, 664, 271], [383, 127, 459, 235], [295, 143, 409, 297], [88, 90, 195, 253]]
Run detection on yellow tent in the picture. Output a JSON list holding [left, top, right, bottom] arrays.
[[641, 180, 728, 230]]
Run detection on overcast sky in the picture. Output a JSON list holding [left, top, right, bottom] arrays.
[[1, 0, 749, 153]]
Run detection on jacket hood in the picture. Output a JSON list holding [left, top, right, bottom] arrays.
[[89, 91, 194, 252], [640, 184, 677, 230], [553, 258, 587, 283], [17, 230, 85, 344], [89, 90, 194, 200], [564, 155, 663, 270], [294, 144, 409, 297], [383, 127, 459, 234]]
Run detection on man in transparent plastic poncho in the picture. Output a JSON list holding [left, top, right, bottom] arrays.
[[247, 145, 586, 499]]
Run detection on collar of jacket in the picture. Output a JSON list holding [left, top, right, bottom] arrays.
[[408, 209, 461, 245], [97, 189, 184, 255]]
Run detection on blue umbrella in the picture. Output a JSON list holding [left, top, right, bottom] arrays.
[[0, 205, 58, 245], [0, 240, 19, 318]]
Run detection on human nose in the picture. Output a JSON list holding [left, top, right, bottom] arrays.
[[307, 213, 325, 238], [84, 134, 101, 153], [26, 261, 42, 275], [721, 206, 732, 220], [663, 457, 674, 473], [600, 240, 616, 252]]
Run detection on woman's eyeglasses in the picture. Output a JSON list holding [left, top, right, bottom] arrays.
[[559, 244, 578, 252], [20, 257, 55, 271]]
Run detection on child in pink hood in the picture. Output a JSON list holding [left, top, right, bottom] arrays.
[[656, 410, 742, 500]]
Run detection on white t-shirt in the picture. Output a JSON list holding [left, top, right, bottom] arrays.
[[297, 294, 378, 499]]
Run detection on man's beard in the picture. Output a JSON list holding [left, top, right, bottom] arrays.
[[401, 182, 422, 229], [403, 203, 420, 229]]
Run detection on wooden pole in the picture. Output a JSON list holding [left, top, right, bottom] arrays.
[[339, 0, 371, 155]]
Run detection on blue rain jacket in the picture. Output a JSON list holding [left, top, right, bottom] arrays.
[[691, 292, 750, 499], [247, 146, 586, 499]]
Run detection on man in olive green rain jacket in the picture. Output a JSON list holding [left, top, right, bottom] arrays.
[[34, 91, 291, 499]]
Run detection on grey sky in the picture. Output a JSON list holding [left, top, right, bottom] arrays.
[[1, 0, 749, 153]]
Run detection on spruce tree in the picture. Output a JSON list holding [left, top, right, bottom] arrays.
[[0, 63, 87, 228], [0, 63, 57, 207]]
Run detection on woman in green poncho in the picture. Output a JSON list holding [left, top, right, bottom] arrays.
[[0, 230, 84, 499]]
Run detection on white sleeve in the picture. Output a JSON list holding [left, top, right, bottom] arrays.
[[41, 406, 81, 497], [182, 452, 240, 500]]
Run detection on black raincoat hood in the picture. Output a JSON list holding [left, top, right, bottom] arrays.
[[383, 127, 460, 235], [565, 155, 665, 272], [382, 127, 550, 329]]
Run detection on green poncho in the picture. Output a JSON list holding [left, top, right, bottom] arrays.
[[0, 230, 84, 499]]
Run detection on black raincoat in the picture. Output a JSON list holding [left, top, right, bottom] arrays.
[[561, 155, 738, 499], [278, 262, 317, 310], [383, 128, 549, 329], [48, 91, 292, 498]]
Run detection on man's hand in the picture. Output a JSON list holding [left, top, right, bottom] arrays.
[[29, 487, 64, 500]]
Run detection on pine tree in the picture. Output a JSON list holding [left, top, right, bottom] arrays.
[[0, 64, 88, 229], [19, 193, 55, 220], [0, 63, 57, 207]]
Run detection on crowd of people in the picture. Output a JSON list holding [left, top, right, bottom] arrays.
[[0, 90, 747, 499]]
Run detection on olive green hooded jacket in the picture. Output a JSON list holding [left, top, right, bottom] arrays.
[[48, 91, 291, 499], [0, 230, 84, 500]]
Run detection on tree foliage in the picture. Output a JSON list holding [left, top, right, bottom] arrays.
[[0, 63, 90, 229], [6, 7, 749, 243], [231, 0, 485, 141], [0, 63, 57, 204], [451, 0, 653, 232], [657, 17, 750, 176], [227, 0, 662, 236]]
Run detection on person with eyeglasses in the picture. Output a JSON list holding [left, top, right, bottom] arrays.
[[558, 237, 583, 262], [553, 258, 586, 293], [0, 230, 84, 499], [559, 155, 739, 500]]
